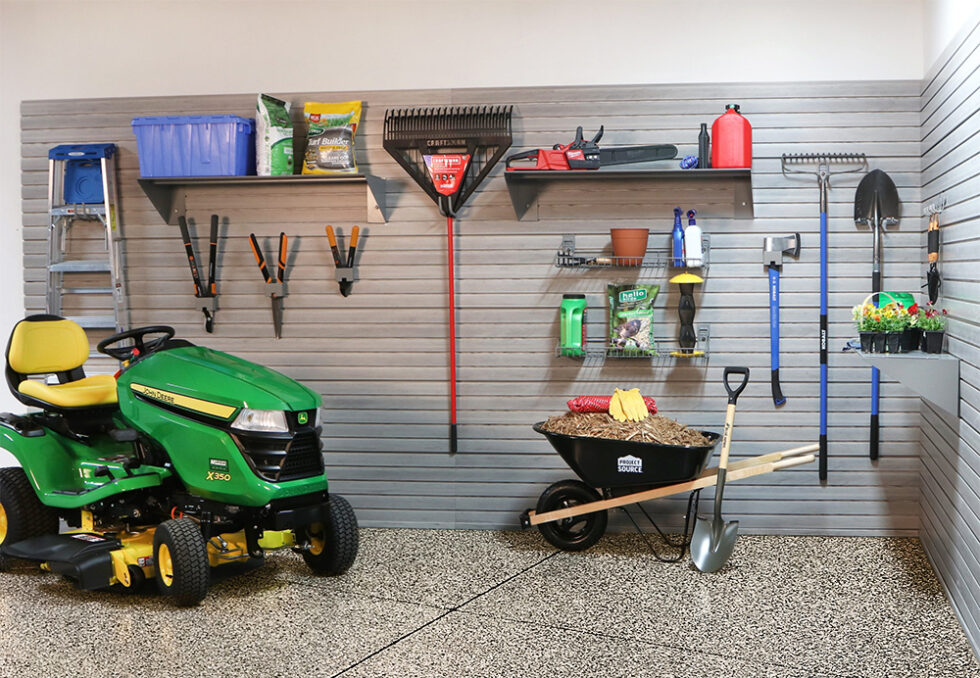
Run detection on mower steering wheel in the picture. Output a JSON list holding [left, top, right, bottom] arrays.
[[97, 326, 175, 362]]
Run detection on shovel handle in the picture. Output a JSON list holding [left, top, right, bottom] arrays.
[[723, 366, 750, 404]]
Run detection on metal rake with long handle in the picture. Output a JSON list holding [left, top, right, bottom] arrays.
[[782, 153, 867, 481]]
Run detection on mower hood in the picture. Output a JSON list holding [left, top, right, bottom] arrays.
[[117, 346, 320, 422]]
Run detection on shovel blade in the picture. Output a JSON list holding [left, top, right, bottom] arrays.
[[690, 516, 739, 572], [854, 169, 900, 225]]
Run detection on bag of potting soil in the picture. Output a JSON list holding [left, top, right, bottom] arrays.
[[302, 101, 361, 175], [608, 283, 659, 354], [256, 94, 294, 176]]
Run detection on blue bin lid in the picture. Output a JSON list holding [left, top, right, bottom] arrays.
[[131, 115, 254, 132], [49, 143, 116, 160]]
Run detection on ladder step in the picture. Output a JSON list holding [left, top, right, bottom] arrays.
[[50, 205, 106, 217], [63, 287, 114, 295], [67, 315, 117, 330], [49, 261, 111, 273]]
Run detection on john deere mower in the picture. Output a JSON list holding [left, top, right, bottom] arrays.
[[0, 315, 358, 606]]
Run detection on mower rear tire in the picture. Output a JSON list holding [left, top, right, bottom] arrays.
[[302, 494, 358, 576], [535, 479, 607, 552], [0, 467, 59, 570], [153, 518, 209, 606]]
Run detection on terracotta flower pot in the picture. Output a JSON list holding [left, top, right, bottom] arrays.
[[610, 228, 650, 266]]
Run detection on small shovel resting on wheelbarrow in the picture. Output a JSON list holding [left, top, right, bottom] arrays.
[[691, 366, 749, 572]]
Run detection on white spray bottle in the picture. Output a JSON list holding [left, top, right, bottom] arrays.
[[684, 209, 702, 267]]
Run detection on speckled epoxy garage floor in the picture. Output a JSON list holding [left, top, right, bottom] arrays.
[[0, 530, 975, 678]]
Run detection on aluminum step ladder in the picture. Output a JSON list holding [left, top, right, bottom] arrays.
[[46, 144, 128, 332]]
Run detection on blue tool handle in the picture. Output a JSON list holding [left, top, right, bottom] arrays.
[[819, 210, 828, 481], [870, 367, 880, 460], [769, 266, 785, 405]]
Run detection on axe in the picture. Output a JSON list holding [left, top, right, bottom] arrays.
[[764, 234, 801, 406]]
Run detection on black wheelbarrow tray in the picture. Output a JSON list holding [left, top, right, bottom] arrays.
[[521, 423, 817, 551]]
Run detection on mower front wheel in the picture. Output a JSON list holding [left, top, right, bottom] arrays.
[[301, 494, 359, 576], [153, 518, 209, 606], [535, 479, 607, 552], [0, 467, 59, 570]]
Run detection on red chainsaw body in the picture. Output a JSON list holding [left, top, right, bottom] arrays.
[[507, 145, 598, 171]]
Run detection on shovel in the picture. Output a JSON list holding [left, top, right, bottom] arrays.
[[691, 366, 749, 572], [854, 170, 900, 460]]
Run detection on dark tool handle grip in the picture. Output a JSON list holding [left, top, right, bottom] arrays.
[[928, 227, 939, 264], [178, 216, 203, 296], [870, 415, 879, 460], [207, 214, 218, 295], [347, 225, 360, 268], [504, 149, 540, 168], [723, 366, 750, 404], [249, 233, 271, 283], [277, 232, 287, 283], [771, 369, 785, 406], [450, 424, 457, 455]]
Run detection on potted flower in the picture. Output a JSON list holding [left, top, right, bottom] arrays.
[[903, 302, 921, 352], [853, 303, 884, 352], [879, 302, 905, 353], [918, 303, 948, 353]]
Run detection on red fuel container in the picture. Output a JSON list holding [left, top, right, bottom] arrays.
[[711, 104, 752, 168]]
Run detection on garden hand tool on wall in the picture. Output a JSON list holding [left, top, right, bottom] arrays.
[[782, 153, 867, 481], [763, 233, 801, 406], [383, 106, 514, 454], [925, 196, 946, 304], [691, 367, 749, 573], [249, 232, 288, 338], [325, 225, 359, 297], [177, 215, 219, 333], [669, 273, 704, 357], [855, 169, 899, 462], [505, 126, 677, 170]]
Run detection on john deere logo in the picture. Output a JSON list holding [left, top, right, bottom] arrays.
[[297, 412, 309, 425], [619, 288, 648, 304]]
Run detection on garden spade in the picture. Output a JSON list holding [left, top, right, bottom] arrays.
[[854, 169, 900, 460], [691, 366, 749, 573]]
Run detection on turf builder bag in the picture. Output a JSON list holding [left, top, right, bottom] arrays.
[[256, 94, 294, 176], [608, 283, 659, 355], [302, 101, 362, 175]]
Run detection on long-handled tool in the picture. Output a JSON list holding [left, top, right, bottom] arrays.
[[691, 366, 749, 573], [854, 169, 900, 461], [177, 214, 219, 333], [504, 126, 677, 170], [925, 196, 946, 304], [249, 232, 288, 338], [383, 106, 513, 454], [325, 225, 359, 296], [782, 153, 867, 480], [763, 233, 801, 406]]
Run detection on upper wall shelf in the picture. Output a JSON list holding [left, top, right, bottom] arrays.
[[848, 350, 960, 416], [137, 174, 388, 225], [503, 168, 754, 220]]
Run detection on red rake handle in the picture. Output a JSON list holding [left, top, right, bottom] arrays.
[[447, 215, 457, 454]]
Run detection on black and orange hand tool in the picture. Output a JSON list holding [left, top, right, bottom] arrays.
[[250, 232, 289, 338], [177, 214, 220, 333]]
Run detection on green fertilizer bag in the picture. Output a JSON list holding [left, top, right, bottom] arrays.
[[608, 283, 659, 355], [256, 94, 294, 176]]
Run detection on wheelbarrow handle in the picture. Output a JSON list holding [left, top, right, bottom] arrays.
[[723, 366, 750, 404]]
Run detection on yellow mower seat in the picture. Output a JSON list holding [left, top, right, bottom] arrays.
[[18, 374, 117, 408], [5, 316, 118, 410]]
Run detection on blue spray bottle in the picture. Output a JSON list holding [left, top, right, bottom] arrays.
[[672, 207, 685, 267]]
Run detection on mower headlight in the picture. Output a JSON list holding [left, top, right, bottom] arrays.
[[231, 408, 288, 433], [314, 408, 322, 428]]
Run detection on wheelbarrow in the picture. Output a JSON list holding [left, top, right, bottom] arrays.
[[520, 426, 816, 552]]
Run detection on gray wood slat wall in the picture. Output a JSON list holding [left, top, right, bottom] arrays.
[[20, 79, 923, 535], [918, 16, 980, 655]]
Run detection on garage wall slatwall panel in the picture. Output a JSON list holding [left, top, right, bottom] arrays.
[[21, 80, 922, 534], [918, 16, 980, 654]]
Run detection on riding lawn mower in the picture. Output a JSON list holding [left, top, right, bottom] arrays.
[[0, 315, 358, 606]]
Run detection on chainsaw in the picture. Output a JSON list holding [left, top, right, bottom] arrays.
[[505, 126, 677, 171]]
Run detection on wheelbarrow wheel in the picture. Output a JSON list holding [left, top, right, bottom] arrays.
[[536, 479, 607, 551]]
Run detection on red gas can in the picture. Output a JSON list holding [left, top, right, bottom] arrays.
[[711, 104, 752, 168]]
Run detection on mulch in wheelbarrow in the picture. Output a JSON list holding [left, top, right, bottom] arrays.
[[540, 412, 710, 447]]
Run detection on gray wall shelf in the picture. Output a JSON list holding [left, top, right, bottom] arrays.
[[137, 174, 388, 225], [849, 351, 960, 416], [503, 168, 753, 220]]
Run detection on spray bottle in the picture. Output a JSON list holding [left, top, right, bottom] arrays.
[[684, 209, 702, 266], [672, 207, 685, 267]]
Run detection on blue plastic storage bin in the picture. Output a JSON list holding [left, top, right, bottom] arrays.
[[49, 144, 116, 204], [131, 115, 255, 177]]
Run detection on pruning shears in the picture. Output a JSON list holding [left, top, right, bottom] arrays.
[[325, 225, 359, 297], [177, 214, 219, 332], [249, 232, 288, 338]]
